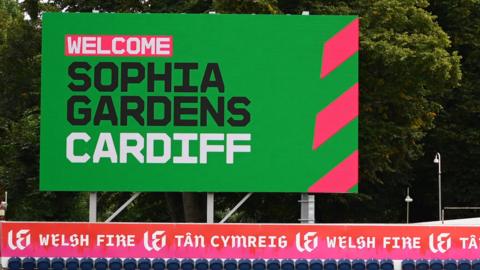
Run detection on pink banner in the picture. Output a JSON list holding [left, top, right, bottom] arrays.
[[65, 35, 173, 57], [2, 222, 480, 259]]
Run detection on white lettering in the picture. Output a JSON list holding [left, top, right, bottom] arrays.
[[200, 133, 224, 163], [146, 133, 171, 163], [226, 134, 251, 164], [120, 133, 144, 163], [93, 133, 117, 163], [67, 36, 81, 54], [66, 132, 90, 163]]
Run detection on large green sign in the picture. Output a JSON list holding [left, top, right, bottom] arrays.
[[40, 13, 358, 192]]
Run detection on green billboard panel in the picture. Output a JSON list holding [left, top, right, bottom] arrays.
[[40, 13, 358, 192]]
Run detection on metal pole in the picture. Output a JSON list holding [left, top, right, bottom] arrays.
[[444, 206, 480, 210], [407, 188, 410, 224], [89, 192, 97, 222], [105, 192, 141, 222], [406, 200, 409, 224], [207, 193, 214, 223], [437, 153, 442, 221], [299, 194, 315, 223], [299, 9, 313, 224], [298, 10, 314, 224], [308, 195, 315, 222], [404, 187, 413, 223], [220, 193, 252, 223]]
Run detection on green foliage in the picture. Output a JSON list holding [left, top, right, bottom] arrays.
[[0, 0, 86, 221], [22, 0, 40, 21], [96, 193, 170, 222], [53, 0, 212, 13], [0, 2, 40, 120], [410, 0, 480, 221], [0, 108, 87, 220], [52, 0, 145, 12], [147, 0, 212, 13], [213, 0, 281, 14], [358, 0, 461, 183]]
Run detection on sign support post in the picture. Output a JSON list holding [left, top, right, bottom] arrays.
[[105, 192, 141, 222], [297, 10, 316, 224], [205, 10, 216, 225], [299, 193, 315, 223], [207, 192, 214, 223], [89, 192, 97, 222], [219, 193, 252, 223]]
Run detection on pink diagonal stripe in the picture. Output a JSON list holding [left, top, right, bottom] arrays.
[[308, 150, 358, 193], [312, 83, 358, 150], [320, 18, 359, 78]]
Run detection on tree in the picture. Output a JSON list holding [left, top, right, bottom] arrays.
[[0, 0, 86, 221], [213, 0, 281, 13], [410, 0, 480, 222]]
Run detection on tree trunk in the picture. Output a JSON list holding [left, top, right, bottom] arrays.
[[182, 192, 206, 222], [164, 192, 206, 222], [164, 193, 185, 222]]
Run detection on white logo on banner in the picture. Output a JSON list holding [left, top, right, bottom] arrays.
[[8, 229, 31, 250], [144, 230, 166, 251], [429, 233, 451, 253], [295, 232, 318, 252]]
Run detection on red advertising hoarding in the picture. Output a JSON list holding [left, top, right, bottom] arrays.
[[1, 222, 480, 259]]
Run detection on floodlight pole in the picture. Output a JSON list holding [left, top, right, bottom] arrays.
[[434, 152, 442, 221], [89, 192, 97, 222], [405, 187, 413, 223], [407, 198, 410, 224]]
